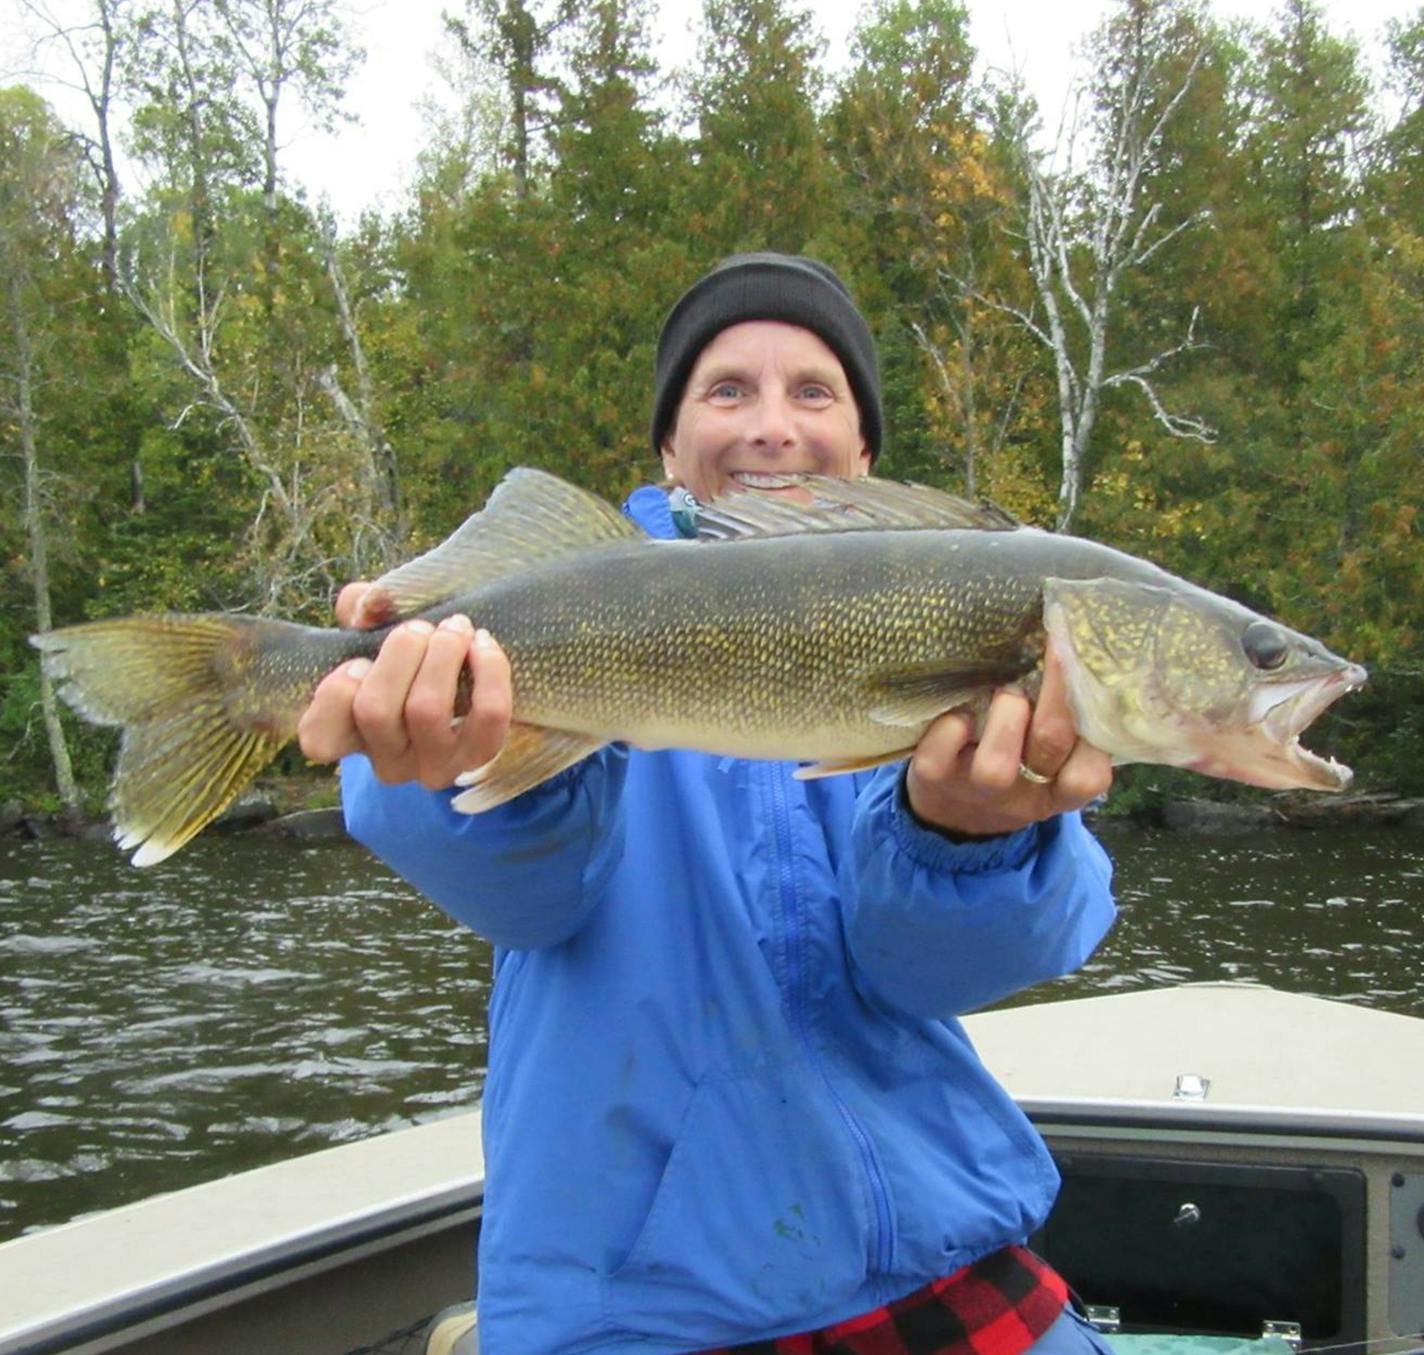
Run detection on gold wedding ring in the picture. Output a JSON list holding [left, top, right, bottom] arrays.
[[1018, 763, 1054, 785]]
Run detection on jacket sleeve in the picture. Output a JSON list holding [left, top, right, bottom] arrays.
[[339, 745, 629, 951], [843, 767, 1116, 1020]]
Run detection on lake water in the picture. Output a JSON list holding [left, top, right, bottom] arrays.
[[2, 823, 1422, 1241]]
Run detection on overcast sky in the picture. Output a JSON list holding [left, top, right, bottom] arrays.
[[3, 0, 1411, 221]]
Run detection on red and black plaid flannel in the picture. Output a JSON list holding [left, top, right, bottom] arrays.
[[703, 1245, 1069, 1355]]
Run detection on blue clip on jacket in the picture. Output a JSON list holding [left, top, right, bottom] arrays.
[[341, 485, 1117, 1355]]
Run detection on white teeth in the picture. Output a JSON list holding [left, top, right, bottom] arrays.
[[732, 471, 803, 489]]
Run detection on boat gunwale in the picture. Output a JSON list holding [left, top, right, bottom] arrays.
[[1018, 1096, 1424, 1145], [1, 1180, 482, 1355]]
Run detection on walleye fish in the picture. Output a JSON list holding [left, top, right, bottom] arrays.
[[31, 469, 1366, 866]]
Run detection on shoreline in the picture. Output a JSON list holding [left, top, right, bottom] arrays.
[[5, 787, 1424, 848]]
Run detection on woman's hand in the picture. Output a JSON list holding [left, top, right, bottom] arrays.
[[297, 583, 513, 789], [905, 646, 1112, 839]]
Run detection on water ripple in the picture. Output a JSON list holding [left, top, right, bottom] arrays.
[[3, 826, 1423, 1242]]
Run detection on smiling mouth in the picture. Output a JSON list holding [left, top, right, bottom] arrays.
[[731, 471, 808, 491]]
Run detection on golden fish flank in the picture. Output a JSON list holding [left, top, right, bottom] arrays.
[[31, 469, 1367, 866]]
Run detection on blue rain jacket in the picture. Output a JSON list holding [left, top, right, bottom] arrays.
[[341, 485, 1116, 1355]]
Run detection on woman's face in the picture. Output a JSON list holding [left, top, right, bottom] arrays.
[[660, 320, 870, 504]]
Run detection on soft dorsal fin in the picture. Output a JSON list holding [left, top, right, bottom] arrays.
[[356, 467, 641, 624], [695, 475, 1021, 542]]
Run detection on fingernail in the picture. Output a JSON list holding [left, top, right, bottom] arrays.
[[474, 627, 494, 648], [439, 614, 474, 633], [403, 619, 435, 636], [346, 658, 373, 680]]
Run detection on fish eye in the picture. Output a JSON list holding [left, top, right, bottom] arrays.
[[1242, 621, 1289, 671]]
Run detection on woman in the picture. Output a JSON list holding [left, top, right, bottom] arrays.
[[299, 253, 1117, 1355]]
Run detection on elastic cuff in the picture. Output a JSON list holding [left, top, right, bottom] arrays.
[[892, 768, 1042, 875]]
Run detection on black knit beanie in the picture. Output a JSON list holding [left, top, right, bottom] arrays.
[[651, 253, 883, 460]]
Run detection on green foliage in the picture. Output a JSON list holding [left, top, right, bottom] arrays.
[[5, 0, 1424, 811], [0, 662, 114, 811], [688, 0, 829, 254]]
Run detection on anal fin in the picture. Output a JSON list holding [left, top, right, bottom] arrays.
[[451, 723, 606, 812]]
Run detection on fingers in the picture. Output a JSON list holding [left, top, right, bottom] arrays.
[[301, 613, 513, 789], [334, 582, 371, 629], [1025, 647, 1112, 806], [398, 617, 485, 782], [965, 689, 1034, 793], [905, 653, 1112, 837], [297, 658, 373, 764], [1021, 648, 1076, 781], [458, 628, 514, 771], [401, 618, 512, 786]]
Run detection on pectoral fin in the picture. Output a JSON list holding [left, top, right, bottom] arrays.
[[793, 749, 915, 780], [451, 724, 606, 812], [861, 660, 1021, 727]]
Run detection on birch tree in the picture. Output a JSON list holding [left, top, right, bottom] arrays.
[[1007, 0, 1214, 531], [19, 0, 130, 291], [212, 0, 357, 214]]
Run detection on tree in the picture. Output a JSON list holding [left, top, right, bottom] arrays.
[[19, 0, 131, 291], [690, 0, 827, 255], [1006, 0, 1215, 531], [209, 0, 358, 315], [444, 0, 576, 201], [127, 0, 261, 252], [0, 89, 96, 810], [1374, 8, 1424, 226], [539, 0, 692, 489], [1239, 0, 1372, 405], [827, 0, 1041, 499], [212, 0, 357, 213]]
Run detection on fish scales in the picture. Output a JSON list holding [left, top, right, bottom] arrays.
[[463, 527, 1159, 760], [30, 468, 1366, 865]]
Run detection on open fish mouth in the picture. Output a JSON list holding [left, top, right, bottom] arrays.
[[1233, 661, 1369, 790]]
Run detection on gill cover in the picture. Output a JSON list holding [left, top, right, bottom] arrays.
[[1041, 576, 1253, 767], [1042, 575, 1364, 790]]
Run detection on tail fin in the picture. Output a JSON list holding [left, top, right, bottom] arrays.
[[31, 614, 334, 866]]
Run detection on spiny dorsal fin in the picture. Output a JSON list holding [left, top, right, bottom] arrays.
[[357, 468, 642, 624], [695, 475, 1020, 543]]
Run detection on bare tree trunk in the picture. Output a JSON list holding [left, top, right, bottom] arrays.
[[911, 318, 977, 498], [8, 274, 80, 810], [1005, 39, 1214, 532], [316, 234, 405, 569], [22, 0, 126, 290]]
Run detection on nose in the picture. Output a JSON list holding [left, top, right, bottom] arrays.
[[748, 390, 796, 450]]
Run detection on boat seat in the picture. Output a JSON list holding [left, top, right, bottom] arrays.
[[425, 1301, 478, 1355]]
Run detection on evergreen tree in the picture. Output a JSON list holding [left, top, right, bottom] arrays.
[[690, 0, 827, 255], [827, 0, 1043, 500], [1240, 0, 1372, 404], [1378, 8, 1424, 227], [545, 0, 693, 491]]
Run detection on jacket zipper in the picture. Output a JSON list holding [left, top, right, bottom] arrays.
[[767, 764, 894, 1277]]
